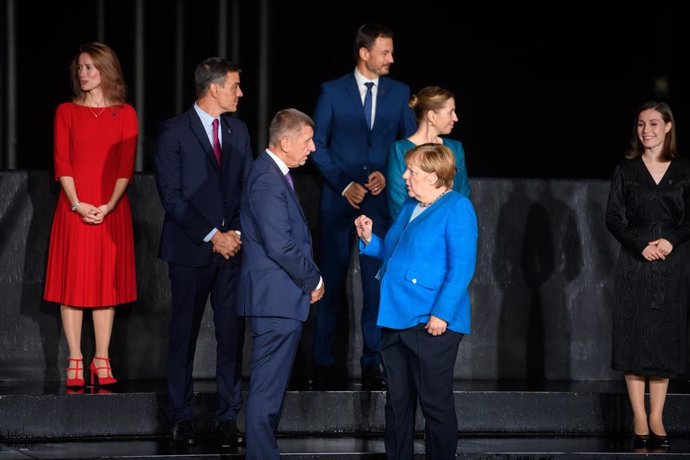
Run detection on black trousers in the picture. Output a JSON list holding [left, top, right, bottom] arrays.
[[381, 325, 463, 460]]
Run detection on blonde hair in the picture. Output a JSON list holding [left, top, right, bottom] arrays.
[[405, 143, 456, 189], [409, 86, 454, 122]]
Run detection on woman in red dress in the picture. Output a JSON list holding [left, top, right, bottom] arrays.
[[44, 42, 138, 388]]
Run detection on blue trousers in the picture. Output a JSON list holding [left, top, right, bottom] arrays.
[[166, 259, 244, 424], [312, 212, 388, 369]]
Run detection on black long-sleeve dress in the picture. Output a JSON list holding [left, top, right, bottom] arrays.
[[605, 156, 690, 377]]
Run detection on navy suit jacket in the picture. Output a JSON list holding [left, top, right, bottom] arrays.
[[238, 152, 321, 321], [154, 107, 254, 267], [311, 73, 416, 218]]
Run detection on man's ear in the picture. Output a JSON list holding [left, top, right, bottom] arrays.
[[280, 137, 291, 152]]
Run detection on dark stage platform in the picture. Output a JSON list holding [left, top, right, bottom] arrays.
[[3, 171, 690, 457], [1, 379, 690, 459]]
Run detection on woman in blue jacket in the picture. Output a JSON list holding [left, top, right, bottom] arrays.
[[355, 143, 478, 459]]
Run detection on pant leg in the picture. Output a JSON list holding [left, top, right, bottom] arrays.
[[359, 251, 383, 368], [245, 316, 303, 460], [312, 212, 354, 366], [210, 260, 244, 422], [359, 213, 389, 369], [166, 262, 214, 423], [403, 327, 463, 460], [381, 328, 417, 460]]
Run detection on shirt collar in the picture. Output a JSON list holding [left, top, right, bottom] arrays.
[[354, 69, 379, 88], [193, 102, 217, 127], [265, 148, 290, 175]]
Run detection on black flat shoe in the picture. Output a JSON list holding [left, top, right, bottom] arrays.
[[632, 433, 650, 449], [217, 419, 244, 447], [651, 431, 670, 449], [171, 420, 195, 445]]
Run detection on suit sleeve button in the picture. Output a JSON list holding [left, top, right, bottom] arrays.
[[412, 278, 417, 284]]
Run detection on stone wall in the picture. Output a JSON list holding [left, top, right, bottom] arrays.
[[0, 171, 619, 382]]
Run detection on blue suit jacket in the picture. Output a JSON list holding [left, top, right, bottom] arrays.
[[361, 192, 478, 334], [310, 73, 416, 218], [154, 107, 254, 267], [238, 152, 321, 321]]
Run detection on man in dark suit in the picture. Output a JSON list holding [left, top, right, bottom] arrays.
[[154, 57, 253, 445], [310, 23, 416, 389], [238, 108, 324, 459]]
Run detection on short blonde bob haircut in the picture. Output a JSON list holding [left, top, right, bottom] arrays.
[[404, 142, 456, 189]]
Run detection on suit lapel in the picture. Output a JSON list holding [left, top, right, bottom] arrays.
[[220, 116, 236, 173], [188, 109, 221, 173], [372, 77, 391, 133], [345, 75, 369, 129], [264, 154, 309, 227]]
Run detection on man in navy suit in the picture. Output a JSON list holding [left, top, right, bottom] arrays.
[[310, 23, 416, 389], [154, 57, 253, 445], [238, 108, 324, 459]]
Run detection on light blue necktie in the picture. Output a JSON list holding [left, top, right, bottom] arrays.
[[363, 82, 374, 130]]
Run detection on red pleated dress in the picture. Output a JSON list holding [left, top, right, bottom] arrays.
[[43, 102, 138, 307]]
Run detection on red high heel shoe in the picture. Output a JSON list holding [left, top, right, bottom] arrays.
[[90, 356, 118, 386], [66, 358, 84, 388]]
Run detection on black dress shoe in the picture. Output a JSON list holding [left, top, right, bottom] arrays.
[[171, 420, 195, 444], [362, 363, 385, 390], [650, 431, 670, 449], [218, 419, 244, 446], [632, 433, 650, 449], [309, 364, 335, 390]]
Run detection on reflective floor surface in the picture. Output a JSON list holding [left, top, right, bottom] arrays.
[[2, 434, 690, 459], [2, 379, 690, 458]]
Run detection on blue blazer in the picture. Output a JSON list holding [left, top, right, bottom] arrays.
[[311, 73, 416, 218], [154, 107, 254, 267], [361, 192, 478, 334], [238, 153, 321, 321]]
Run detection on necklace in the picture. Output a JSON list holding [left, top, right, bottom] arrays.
[[87, 106, 106, 118], [418, 189, 450, 208]]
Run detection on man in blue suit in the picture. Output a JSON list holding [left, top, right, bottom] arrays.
[[310, 23, 417, 389], [154, 57, 253, 445], [238, 108, 324, 459]]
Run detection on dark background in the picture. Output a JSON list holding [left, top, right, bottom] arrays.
[[1, 0, 686, 179]]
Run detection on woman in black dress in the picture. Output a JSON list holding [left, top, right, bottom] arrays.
[[606, 101, 690, 449]]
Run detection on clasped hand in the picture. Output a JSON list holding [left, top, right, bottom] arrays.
[[78, 201, 110, 224], [211, 230, 242, 259], [344, 171, 386, 209], [642, 238, 673, 261]]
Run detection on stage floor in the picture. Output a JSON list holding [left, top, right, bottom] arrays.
[[1, 379, 689, 458], [2, 434, 689, 458]]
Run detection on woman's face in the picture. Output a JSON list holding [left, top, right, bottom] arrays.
[[431, 97, 458, 135], [637, 108, 671, 151], [77, 53, 102, 93], [402, 155, 438, 202]]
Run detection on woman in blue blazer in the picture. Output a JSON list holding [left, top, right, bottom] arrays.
[[355, 143, 477, 460]]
